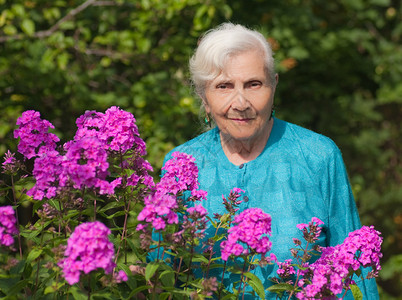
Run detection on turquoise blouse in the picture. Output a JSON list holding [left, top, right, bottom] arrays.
[[163, 118, 379, 299]]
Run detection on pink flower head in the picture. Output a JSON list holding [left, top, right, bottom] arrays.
[[276, 259, 296, 279], [62, 137, 119, 195], [58, 221, 116, 285], [160, 152, 206, 200], [26, 150, 64, 200], [297, 226, 383, 299], [74, 107, 146, 155], [14, 110, 59, 159], [114, 270, 128, 283], [297, 217, 324, 243], [221, 208, 272, 261], [0, 206, 18, 247], [2, 150, 17, 173]]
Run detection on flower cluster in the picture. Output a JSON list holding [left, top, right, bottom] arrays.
[[63, 137, 121, 194], [183, 204, 209, 240], [0, 206, 18, 247], [13, 110, 59, 159], [296, 217, 324, 244], [276, 259, 296, 279], [221, 188, 245, 216], [74, 107, 146, 155], [58, 221, 119, 285], [137, 193, 179, 231], [18, 107, 152, 200], [296, 225, 383, 299], [26, 150, 64, 200], [160, 152, 207, 200], [137, 152, 207, 232], [221, 208, 272, 261], [2, 150, 17, 174]]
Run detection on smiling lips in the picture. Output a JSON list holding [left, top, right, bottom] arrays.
[[228, 117, 254, 122]]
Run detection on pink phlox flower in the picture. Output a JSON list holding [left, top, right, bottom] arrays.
[[0, 206, 19, 247], [14, 110, 60, 159], [114, 270, 128, 283], [100, 106, 143, 154], [74, 107, 147, 155], [297, 226, 382, 299], [58, 221, 116, 285], [2, 150, 17, 173], [74, 110, 105, 140], [297, 217, 324, 243], [296, 223, 308, 230], [276, 259, 296, 278], [187, 204, 208, 219], [27, 150, 64, 200], [62, 137, 120, 195], [232, 188, 245, 194], [137, 193, 179, 231], [221, 208, 272, 261], [160, 152, 204, 197]]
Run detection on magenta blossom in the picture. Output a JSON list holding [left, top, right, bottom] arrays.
[[137, 152, 207, 232], [160, 152, 207, 201], [276, 259, 296, 279], [74, 106, 146, 155], [14, 110, 59, 159], [26, 150, 64, 200], [62, 137, 121, 195], [297, 217, 324, 244], [221, 208, 272, 261], [58, 221, 117, 285], [2, 150, 17, 173], [296, 225, 382, 299], [0, 206, 18, 247]]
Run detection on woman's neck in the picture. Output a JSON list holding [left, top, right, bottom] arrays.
[[220, 119, 274, 166]]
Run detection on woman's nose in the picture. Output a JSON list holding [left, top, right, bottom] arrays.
[[231, 89, 249, 111]]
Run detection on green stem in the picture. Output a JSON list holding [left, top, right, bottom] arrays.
[[114, 194, 132, 265], [205, 223, 222, 278], [238, 258, 248, 296], [10, 175, 23, 259]]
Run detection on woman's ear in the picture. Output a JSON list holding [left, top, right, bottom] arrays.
[[200, 95, 211, 114]]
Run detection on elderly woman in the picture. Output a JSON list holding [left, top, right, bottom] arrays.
[[163, 23, 379, 299]]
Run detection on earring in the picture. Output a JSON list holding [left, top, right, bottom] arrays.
[[270, 106, 276, 119], [204, 114, 211, 127]]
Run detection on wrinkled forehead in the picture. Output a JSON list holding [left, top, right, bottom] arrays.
[[208, 50, 269, 83]]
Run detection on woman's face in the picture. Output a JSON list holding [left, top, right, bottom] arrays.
[[204, 50, 276, 144]]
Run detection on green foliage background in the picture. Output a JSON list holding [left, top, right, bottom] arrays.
[[0, 0, 400, 298]]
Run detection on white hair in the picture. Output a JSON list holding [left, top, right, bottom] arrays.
[[189, 23, 276, 98]]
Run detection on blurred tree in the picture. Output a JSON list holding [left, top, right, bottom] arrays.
[[0, 0, 400, 298], [0, 0, 232, 169]]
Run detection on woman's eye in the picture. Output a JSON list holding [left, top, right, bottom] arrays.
[[217, 84, 228, 89], [247, 81, 262, 88]]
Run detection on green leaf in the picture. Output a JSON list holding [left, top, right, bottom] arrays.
[[221, 294, 237, 300], [44, 282, 65, 294], [243, 272, 265, 299], [21, 19, 35, 36], [98, 201, 124, 213], [267, 282, 295, 293], [127, 285, 152, 299], [26, 248, 43, 264], [69, 285, 88, 300], [350, 284, 363, 300], [191, 255, 209, 264], [7, 279, 30, 296], [145, 261, 159, 281], [159, 270, 175, 287]]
